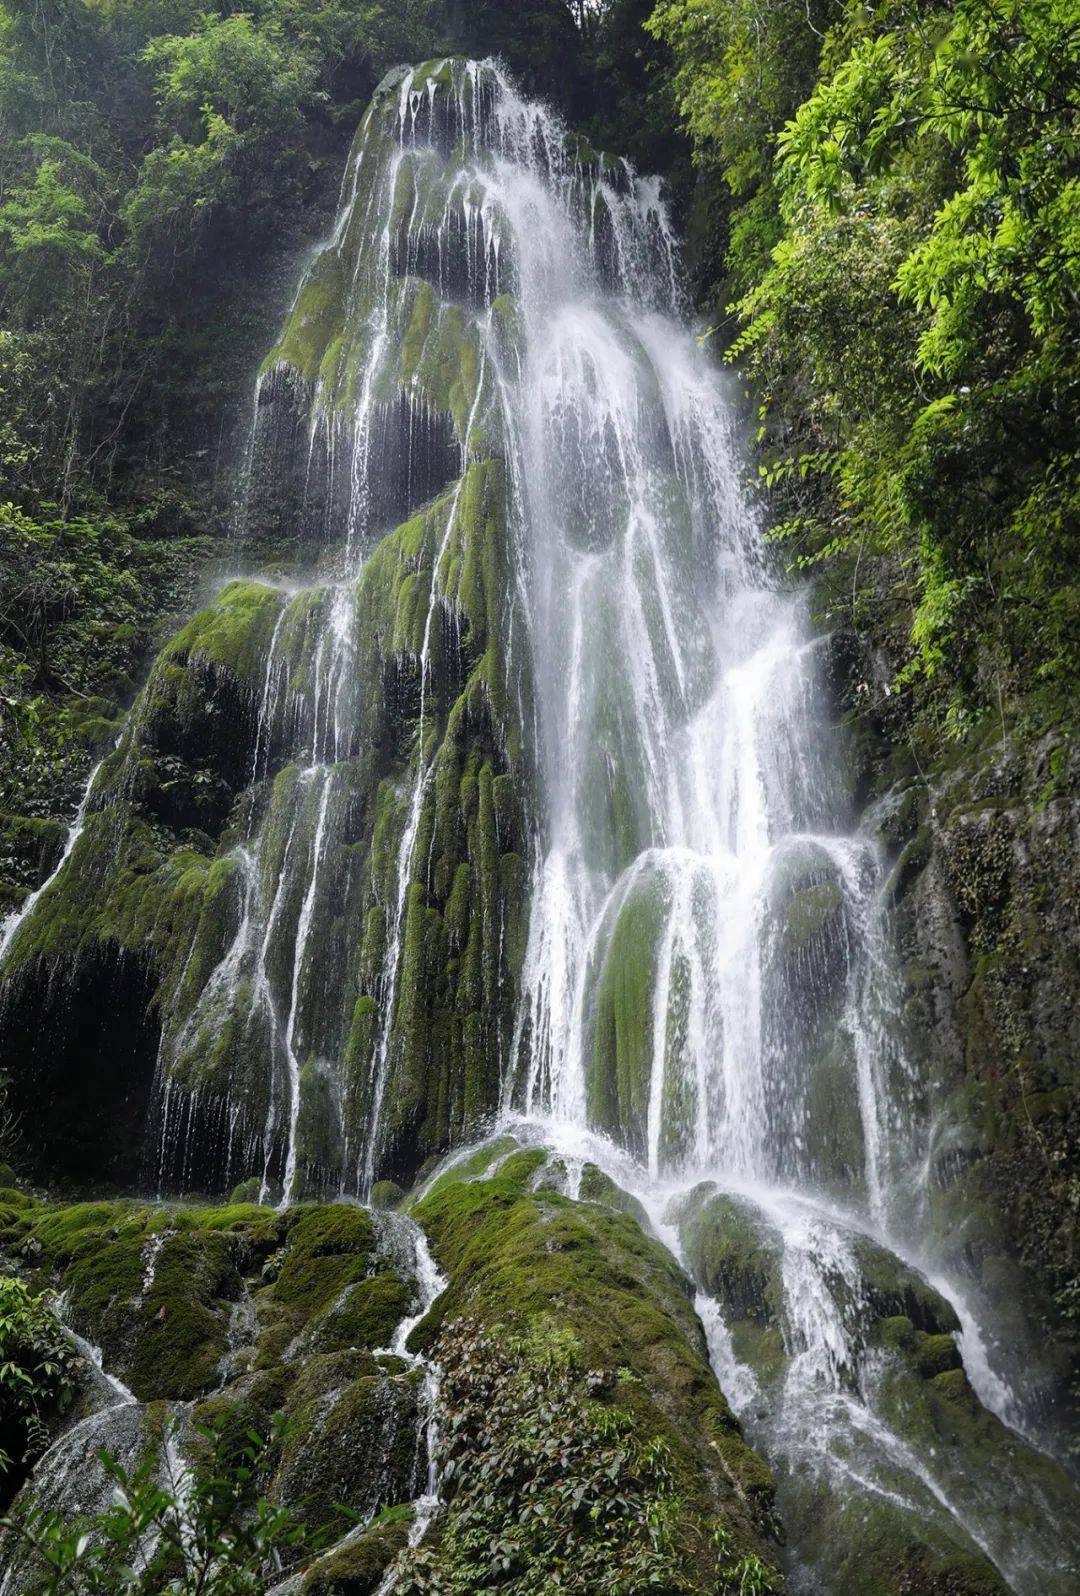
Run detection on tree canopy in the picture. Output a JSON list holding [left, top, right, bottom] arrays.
[[650, 0, 1080, 731]]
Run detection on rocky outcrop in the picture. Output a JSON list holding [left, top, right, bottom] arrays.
[[855, 719, 1080, 1435], [672, 1181, 1080, 1594], [0, 1157, 783, 1593]]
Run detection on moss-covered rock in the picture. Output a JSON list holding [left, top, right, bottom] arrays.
[[0, 60, 533, 1202], [0, 457, 529, 1196], [584, 867, 670, 1157], [675, 1186, 784, 1328], [1, 1191, 429, 1587], [300, 1505, 414, 1594], [673, 1180, 1080, 1593], [404, 1148, 784, 1589]]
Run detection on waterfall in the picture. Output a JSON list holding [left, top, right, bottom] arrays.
[[233, 56, 1068, 1592], [371, 1214, 447, 1583], [2, 57, 1076, 1590], [0, 758, 105, 964]]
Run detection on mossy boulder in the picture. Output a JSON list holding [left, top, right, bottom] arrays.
[[407, 1148, 784, 1588], [5, 1199, 410, 1403], [584, 867, 670, 1158], [1, 1192, 429, 1588], [576, 1161, 652, 1230], [369, 1180, 403, 1210], [675, 1185, 784, 1328], [271, 1359, 421, 1534], [300, 1505, 414, 1594]]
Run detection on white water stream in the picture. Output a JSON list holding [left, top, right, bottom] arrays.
[[0, 759, 104, 964]]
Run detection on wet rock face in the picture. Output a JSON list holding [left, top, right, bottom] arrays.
[[0, 1197, 425, 1593], [2, 947, 162, 1186], [869, 725, 1080, 1425], [671, 1183, 1078, 1595]]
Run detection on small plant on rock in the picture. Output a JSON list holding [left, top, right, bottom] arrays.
[[393, 1316, 750, 1594], [712, 1525, 782, 1595]]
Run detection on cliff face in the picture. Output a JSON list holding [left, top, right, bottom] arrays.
[[0, 64, 534, 1201], [876, 720, 1080, 1423]]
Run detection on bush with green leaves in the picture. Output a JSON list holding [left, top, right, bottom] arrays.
[[0, 1279, 74, 1492], [1, 1415, 323, 1594]]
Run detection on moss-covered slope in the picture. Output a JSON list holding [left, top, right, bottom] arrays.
[[392, 1144, 784, 1592], [0, 457, 527, 1195], [0, 61, 538, 1200], [0, 1164, 786, 1595], [673, 1181, 1080, 1595]]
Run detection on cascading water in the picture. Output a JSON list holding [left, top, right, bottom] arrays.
[[2, 57, 1077, 1590], [371, 1213, 447, 1585], [262, 55, 1074, 1595]]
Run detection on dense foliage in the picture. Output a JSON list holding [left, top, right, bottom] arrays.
[[651, 0, 1080, 735], [0, 1278, 73, 1492]]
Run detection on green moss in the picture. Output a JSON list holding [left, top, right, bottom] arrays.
[[308, 1273, 412, 1354], [408, 1162, 781, 1586], [1, 102, 530, 1200], [272, 1366, 420, 1534], [587, 874, 668, 1156], [263, 250, 348, 384], [301, 1505, 414, 1594], [577, 1163, 652, 1231], [783, 880, 844, 951], [675, 1187, 785, 1329], [490, 291, 521, 365], [0, 813, 66, 884], [411, 1133, 522, 1204], [850, 1235, 960, 1335], [783, 1475, 1009, 1595], [914, 1330, 962, 1379], [163, 578, 285, 689], [271, 1205, 378, 1315], [22, 1200, 287, 1400], [125, 1230, 237, 1399]]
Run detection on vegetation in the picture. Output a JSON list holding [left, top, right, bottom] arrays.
[[0, 1171, 786, 1591], [1, 1418, 320, 1593], [396, 1317, 780, 1594], [0, 5, 1078, 1586], [0, 1278, 73, 1494], [406, 1144, 782, 1589], [650, 0, 1080, 737]]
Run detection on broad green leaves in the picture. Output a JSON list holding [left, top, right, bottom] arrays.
[[652, 0, 1080, 722]]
